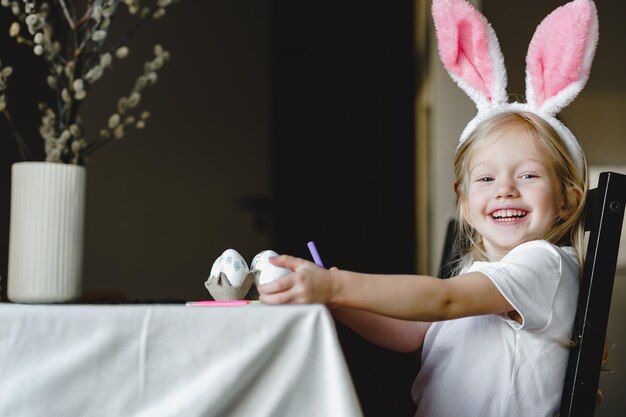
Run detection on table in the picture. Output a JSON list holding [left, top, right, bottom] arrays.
[[0, 303, 363, 417]]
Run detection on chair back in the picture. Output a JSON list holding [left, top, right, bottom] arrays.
[[560, 171, 626, 417]]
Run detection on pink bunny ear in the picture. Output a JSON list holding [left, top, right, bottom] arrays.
[[526, 0, 599, 115], [432, 0, 507, 109]]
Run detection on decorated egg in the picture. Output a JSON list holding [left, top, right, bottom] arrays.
[[210, 248, 249, 286], [252, 249, 291, 286]]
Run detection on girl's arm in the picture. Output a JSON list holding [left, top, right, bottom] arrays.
[[331, 306, 431, 353], [259, 255, 514, 322]]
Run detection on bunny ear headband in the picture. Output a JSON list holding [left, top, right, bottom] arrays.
[[432, 0, 599, 175]]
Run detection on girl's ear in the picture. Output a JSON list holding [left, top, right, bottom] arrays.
[[525, 0, 599, 116], [432, 0, 508, 110]]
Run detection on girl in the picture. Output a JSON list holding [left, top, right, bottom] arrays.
[[259, 0, 598, 416]]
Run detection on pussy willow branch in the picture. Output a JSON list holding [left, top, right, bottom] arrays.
[[3, 0, 179, 164], [75, 3, 94, 31], [56, 0, 76, 30], [80, 132, 107, 157], [78, 1, 120, 58], [79, 5, 167, 160], [66, 28, 79, 129]]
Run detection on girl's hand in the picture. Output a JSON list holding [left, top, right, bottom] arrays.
[[258, 255, 337, 305]]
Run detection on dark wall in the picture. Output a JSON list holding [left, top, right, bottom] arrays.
[[0, 11, 50, 301], [1, 2, 419, 416], [271, 1, 417, 274], [270, 1, 418, 416], [75, 2, 273, 301]]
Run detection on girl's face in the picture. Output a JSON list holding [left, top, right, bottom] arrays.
[[462, 127, 564, 261]]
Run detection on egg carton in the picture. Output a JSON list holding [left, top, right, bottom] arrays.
[[205, 249, 290, 301], [205, 270, 258, 301]]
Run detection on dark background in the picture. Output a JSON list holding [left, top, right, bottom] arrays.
[[0, 1, 419, 416], [271, 2, 419, 415]]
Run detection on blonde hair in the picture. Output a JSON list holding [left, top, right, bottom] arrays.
[[450, 111, 588, 275]]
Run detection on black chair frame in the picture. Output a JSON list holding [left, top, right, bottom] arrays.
[[560, 171, 626, 417]]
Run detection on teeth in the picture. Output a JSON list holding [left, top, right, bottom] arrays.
[[492, 209, 527, 220]]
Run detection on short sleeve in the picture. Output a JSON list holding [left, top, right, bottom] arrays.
[[467, 241, 567, 331]]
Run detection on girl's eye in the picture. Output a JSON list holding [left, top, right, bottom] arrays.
[[520, 174, 538, 179], [477, 177, 494, 182]]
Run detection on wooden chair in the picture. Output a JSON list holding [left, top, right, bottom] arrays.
[[437, 171, 626, 417], [560, 171, 626, 417]]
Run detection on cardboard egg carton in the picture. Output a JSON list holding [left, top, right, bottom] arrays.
[[204, 271, 259, 301]]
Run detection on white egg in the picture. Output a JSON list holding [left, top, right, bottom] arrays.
[[252, 249, 291, 286], [250, 249, 273, 271], [209, 255, 223, 279], [211, 248, 249, 286]]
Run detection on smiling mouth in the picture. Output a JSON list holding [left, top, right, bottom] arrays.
[[491, 209, 528, 222]]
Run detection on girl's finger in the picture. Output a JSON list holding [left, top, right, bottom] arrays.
[[269, 254, 307, 270], [260, 290, 293, 305], [258, 273, 293, 295]]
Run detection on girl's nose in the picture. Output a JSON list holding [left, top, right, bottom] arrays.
[[495, 180, 519, 198]]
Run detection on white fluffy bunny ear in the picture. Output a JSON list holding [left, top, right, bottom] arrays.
[[525, 0, 599, 116], [432, 0, 508, 110]]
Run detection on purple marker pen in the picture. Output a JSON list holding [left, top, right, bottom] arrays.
[[307, 241, 325, 268]]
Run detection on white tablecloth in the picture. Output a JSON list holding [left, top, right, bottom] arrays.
[[0, 303, 363, 417]]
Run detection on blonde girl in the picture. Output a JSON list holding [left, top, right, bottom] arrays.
[[259, 0, 599, 416]]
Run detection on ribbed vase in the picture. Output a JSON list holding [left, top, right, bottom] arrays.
[[8, 162, 86, 303]]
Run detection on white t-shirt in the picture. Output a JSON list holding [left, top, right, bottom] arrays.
[[412, 240, 580, 417]]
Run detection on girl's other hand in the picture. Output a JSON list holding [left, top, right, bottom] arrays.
[[258, 255, 336, 305]]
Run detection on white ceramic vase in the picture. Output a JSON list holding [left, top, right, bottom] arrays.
[[8, 162, 86, 303]]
